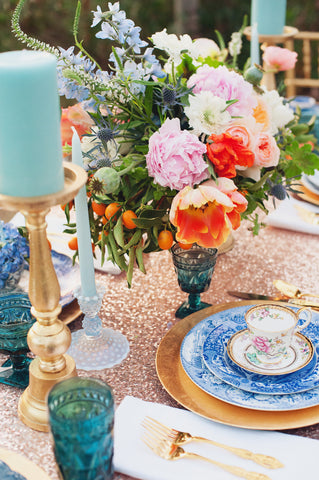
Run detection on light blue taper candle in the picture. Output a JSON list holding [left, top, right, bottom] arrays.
[[72, 128, 97, 298], [0, 50, 64, 197], [250, 23, 260, 66], [251, 0, 286, 36]]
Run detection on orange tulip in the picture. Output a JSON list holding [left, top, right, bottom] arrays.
[[169, 178, 247, 248]]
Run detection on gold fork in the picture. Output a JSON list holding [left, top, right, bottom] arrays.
[[142, 416, 283, 469], [142, 427, 272, 480]]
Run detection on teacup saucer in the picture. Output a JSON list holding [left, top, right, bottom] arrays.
[[227, 330, 314, 375]]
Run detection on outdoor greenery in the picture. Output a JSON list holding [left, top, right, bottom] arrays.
[[1, 0, 319, 59]]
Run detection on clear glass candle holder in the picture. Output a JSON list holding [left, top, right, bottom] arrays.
[[171, 244, 218, 319], [67, 283, 129, 370], [48, 377, 114, 480]]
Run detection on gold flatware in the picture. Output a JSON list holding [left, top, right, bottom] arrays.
[[273, 280, 319, 301], [142, 416, 283, 469], [142, 425, 272, 480], [294, 204, 319, 225]]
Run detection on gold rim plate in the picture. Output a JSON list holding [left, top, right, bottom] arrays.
[[227, 330, 314, 375], [59, 299, 82, 325], [156, 300, 319, 430], [0, 447, 53, 480]]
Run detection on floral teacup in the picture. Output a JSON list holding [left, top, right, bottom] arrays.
[[245, 304, 312, 365]]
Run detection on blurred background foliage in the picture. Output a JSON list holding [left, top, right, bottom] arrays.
[[0, 0, 318, 77]]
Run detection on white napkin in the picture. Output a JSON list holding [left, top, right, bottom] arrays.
[[114, 396, 318, 480], [10, 210, 122, 275], [265, 197, 319, 235]]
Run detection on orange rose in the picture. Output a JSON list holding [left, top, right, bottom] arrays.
[[206, 132, 255, 178], [60, 103, 94, 155], [169, 179, 247, 248], [254, 132, 280, 167]]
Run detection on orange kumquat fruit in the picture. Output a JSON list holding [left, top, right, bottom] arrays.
[[105, 202, 121, 220], [178, 242, 193, 250], [91, 201, 107, 216], [158, 230, 174, 250], [68, 237, 78, 250], [122, 210, 137, 229]]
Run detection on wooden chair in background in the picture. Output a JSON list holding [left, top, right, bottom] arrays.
[[284, 32, 319, 98]]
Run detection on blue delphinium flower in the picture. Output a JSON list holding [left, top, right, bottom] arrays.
[[0, 222, 29, 289]]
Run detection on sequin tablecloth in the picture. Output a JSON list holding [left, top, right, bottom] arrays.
[[0, 220, 319, 480]]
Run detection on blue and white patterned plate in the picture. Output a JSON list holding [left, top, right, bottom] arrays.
[[202, 321, 319, 394], [19, 251, 81, 307], [180, 305, 319, 411]]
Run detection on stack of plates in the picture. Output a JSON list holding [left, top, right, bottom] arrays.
[[156, 301, 319, 430], [298, 171, 319, 206]]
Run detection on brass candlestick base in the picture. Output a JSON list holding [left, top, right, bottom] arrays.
[[0, 163, 87, 432]]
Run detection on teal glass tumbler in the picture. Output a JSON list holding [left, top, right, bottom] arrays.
[[171, 244, 218, 319], [48, 377, 114, 480]]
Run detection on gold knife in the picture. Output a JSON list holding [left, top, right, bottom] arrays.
[[227, 291, 319, 310]]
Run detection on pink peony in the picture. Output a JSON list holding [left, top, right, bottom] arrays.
[[254, 132, 280, 167], [146, 118, 209, 190], [252, 336, 271, 354], [187, 65, 257, 116], [263, 46, 298, 72]]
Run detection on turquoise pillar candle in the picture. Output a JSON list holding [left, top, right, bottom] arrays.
[[71, 128, 97, 298], [250, 23, 260, 66], [251, 0, 286, 35], [0, 50, 64, 197]]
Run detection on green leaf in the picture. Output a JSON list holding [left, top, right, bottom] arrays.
[[136, 241, 146, 274], [133, 217, 163, 228], [124, 229, 142, 250], [113, 215, 125, 248], [126, 246, 136, 288]]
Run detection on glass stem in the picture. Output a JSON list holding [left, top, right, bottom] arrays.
[[83, 315, 103, 338], [188, 293, 201, 309], [10, 354, 29, 371]]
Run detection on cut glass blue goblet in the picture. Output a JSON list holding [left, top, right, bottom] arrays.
[[0, 291, 35, 388], [171, 244, 218, 319]]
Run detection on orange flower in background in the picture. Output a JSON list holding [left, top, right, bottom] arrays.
[[169, 179, 247, 248], [60, 103, 94, 155], [206, 132, 254, 178]]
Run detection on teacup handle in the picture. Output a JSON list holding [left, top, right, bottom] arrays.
[[295, 307, 312, 331]]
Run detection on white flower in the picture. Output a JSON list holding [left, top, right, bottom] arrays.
[[192, 38, 220, 59], [261, 89, 294, 135], [185, 91, 231, 135], [151, 29, 196, 67], [228, 32, 242, 57]]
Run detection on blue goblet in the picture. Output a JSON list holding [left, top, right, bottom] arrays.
[[171, 244, 218, 319], [48, 377, 114, 480], [0, 292, 35, 388]]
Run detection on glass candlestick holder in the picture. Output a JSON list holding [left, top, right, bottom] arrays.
[[67, 283, 129, 370], [171, 243, 218, 319]]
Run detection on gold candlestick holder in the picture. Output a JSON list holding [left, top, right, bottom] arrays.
[[0, 163, 87, 432]]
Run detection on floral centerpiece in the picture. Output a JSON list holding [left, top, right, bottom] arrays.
[[0, 221, 29, 290], [12, 0, 319, 286]]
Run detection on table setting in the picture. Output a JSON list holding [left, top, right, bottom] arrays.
[[0, 0, 319, 479]]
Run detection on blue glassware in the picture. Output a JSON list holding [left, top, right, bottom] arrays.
[[0, 291, 35, 388], [171, 244, 218, 319], [48, 377, 114, 480]]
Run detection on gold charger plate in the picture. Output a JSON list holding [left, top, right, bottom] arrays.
[[156, 300, 319, 430], [294, 182, 319, 206], [0, 447, 53, 479], [59, 299, 82, 325]]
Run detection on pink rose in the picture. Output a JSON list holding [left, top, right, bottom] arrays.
[[224, 122, 256, 151], [263, 46, 298, 72], [187, 65, 257, 116], [254, 132, 280, 167], [146, 118, 209, 190]]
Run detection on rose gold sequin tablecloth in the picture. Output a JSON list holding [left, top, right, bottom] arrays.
[[0, 221, 319, 479]]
